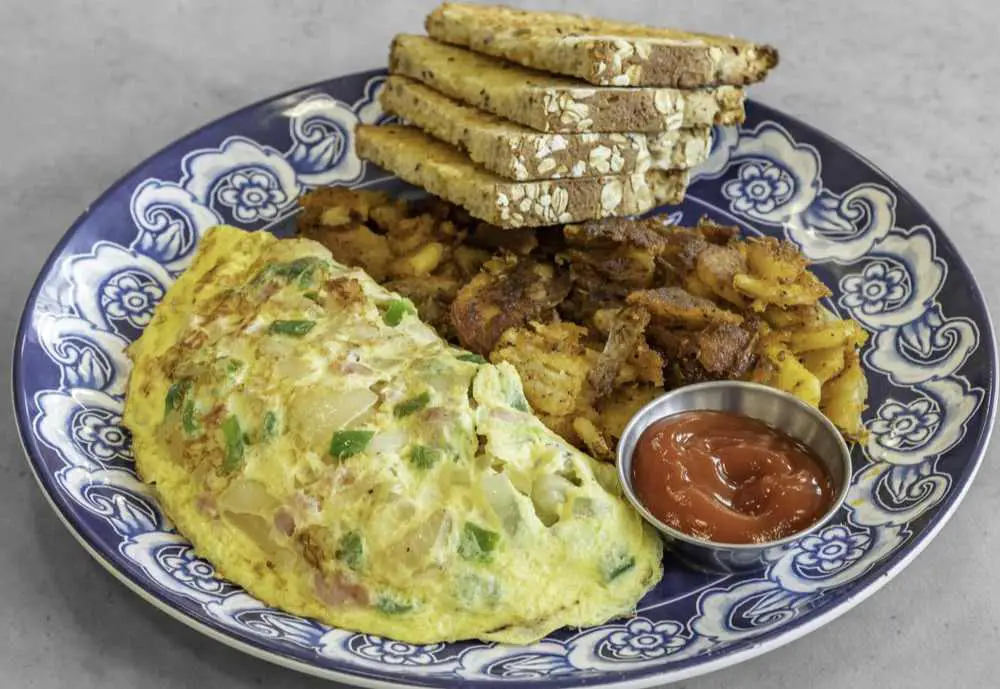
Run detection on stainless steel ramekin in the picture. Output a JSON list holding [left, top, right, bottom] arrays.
[[616, 381, 852, 573]]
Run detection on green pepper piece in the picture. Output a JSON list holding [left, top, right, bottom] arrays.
[[182, 400, 198, 434], [382, 299, 412, 326], [375, 597, 413, 615], [394, 391, 430, 418], [602, 553, 636, 582], [329, 429, 375, 460], [458, 522, 500, 563], [409, 445, 440, 470], [268, 319, 316, 337], [336, 531, 364, 570], [261, 411, 279, 441], [456, 352, 487, 364], [221, 415, 244, 473], [164, 379, 191, 415], [509, 392, 530, 412], [255, 257, 324, 284]]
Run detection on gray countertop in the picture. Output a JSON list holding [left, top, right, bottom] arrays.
[[2, 1, 999, 687]]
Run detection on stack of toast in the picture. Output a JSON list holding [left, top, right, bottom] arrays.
[[356, 3, 778, 229]]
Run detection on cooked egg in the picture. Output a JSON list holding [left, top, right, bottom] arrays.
[[123, 225, 662, 644]]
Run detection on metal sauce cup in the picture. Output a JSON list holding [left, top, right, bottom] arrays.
[[616, 381, 852, 573]]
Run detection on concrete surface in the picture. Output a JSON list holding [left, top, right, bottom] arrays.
[[2, 1, 998, 687]]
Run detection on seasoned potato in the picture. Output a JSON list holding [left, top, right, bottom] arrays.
[[628, 286, 743, 329], [762, 304, 821, 329], [451, 255, 571, 355], [590, 306, 661, 396], [491, 322, 597, 417], [299, 187, 395, 228], [300, 223, 393, 281], [297, 188, 870, 451], [617, 346, 665, 389], [761, 343, 821, 407], [682, 272, 717, 300], [787, 320, 867, 353], [390, 241, 445, 278], [572, 417, 613, 461], [744, 237, 808, 281], [696, 244, 747, 307], [733, 272, 831, 311], [799, 346, 846, 384], [821, 349, 869, 441], [453, 245, 491, 278], [597, 384, 661, 442]]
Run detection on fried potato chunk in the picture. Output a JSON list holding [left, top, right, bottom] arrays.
[[300, 223, 394, 281], [564, 217, 670, 252], [696, 244, 748, 307], [759, 342, 822, 408], [451, 255, 571, 355], [491, 321, 596, 418], [732, 238, 832, 311], [744, 236, 809, 281], [799, 346, 846, 384], [597, 384, 661, 443], [589, 306, 662, 397], [761, 304, 822, 329], [573, 417, 613, 462], [299, 188, 400, 228], [787, 320, 868, 353], [821, 349, 869, 441], [628, 286, 743, 329], [733, 272, 831, 311]]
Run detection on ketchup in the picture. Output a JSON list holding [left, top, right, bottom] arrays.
[[632, 411, 833, 544]]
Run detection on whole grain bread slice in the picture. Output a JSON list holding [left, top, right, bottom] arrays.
[[389, 35, 744, 133], [356, 124, 688, 229], [426, 3, 778, 88], [380, 76, 712, 181]]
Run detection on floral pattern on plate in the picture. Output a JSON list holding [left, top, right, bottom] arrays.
[[13, 70, 995, 689]]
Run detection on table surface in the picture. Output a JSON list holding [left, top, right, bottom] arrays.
[[3, 1, 999, 687]]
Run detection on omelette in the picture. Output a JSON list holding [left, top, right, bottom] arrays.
[[123, 225, 662, 644]]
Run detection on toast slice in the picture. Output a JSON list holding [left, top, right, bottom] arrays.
[[426, 3, 778, 88], [356, 124, 688, 229], [380, 76, 712, 181], [389, 35, 744, 133]]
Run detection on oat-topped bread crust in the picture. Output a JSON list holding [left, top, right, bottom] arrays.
[[356, 124, 687, 229], [425, 3, 778, 88], [389, 35, 744, 133], [381, 76, 712, 181]]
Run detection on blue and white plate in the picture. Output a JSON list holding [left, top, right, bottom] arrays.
[[13, 69, 997, 688]]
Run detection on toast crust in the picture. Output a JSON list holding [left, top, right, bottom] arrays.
[[426, 3, 778, 88], [380, 76, 712, 180], [356, 124, 688, 228], [389, 35, 744, 133]]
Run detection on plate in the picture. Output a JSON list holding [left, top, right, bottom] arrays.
[[13, 69, 997, 688]]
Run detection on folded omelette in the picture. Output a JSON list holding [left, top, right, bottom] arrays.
[[123, 225, 662, 644]]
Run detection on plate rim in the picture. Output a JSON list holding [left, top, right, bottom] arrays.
[[11, 67, 999, 688]]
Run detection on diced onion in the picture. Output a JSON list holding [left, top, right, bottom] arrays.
[[481, 471, 523, 535], [395, 510, 452, 568], [531, 474, 575, 526], [290, 387, 377, 448], [274, 354, 314, 379], [218, 479, 280, 515], [222, 511, 294, 568], [368, 427, 408, 454]]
